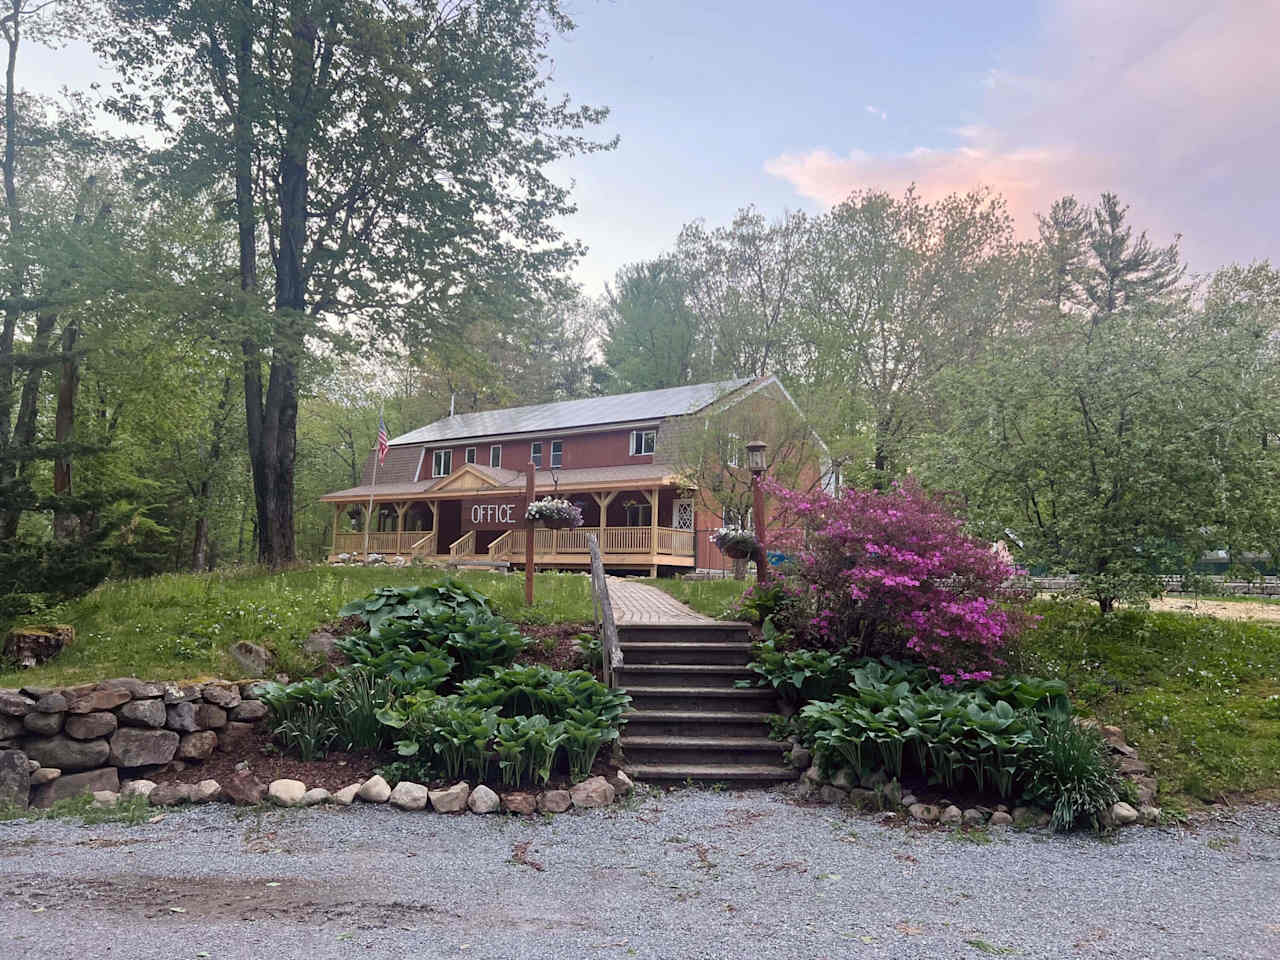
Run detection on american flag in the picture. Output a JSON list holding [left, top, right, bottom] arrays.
[[376, 414, 389, 465]]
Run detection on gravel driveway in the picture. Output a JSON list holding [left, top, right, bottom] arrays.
[[2, 788, 1276, 960]]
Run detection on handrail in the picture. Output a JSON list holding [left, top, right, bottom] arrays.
[[409, 532, 435, 556], [448, 530, 475, 560], [587, 534, 623, 689], [488, 530, 511, 560]]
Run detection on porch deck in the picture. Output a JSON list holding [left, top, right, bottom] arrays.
[[332, 525, 696, 571]]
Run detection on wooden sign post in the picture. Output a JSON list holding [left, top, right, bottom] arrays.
[[524, 462, 536, 605]]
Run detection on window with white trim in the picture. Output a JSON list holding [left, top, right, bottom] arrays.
[[550, 439, 563, 468], [490, 444, 502, 468], [530, 441, 543, 467], [465, 446, 476, 465], [726, 432, 740, 468], [630, 429, 656, 456], [432, 449, 452, 477]]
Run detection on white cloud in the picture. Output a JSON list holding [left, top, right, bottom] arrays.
[[864, 105, 887, 121]]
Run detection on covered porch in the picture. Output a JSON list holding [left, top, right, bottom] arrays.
[[323, 465, 698, 574]]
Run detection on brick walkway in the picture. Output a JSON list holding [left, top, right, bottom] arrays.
[[606, 577, 715, 625]]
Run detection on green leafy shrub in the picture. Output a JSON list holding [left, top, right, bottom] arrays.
[[576, 631, 602, 670], [377, 692, 500, 781], [495, 715, 566, 786], [1020, 712, 1122, 832]]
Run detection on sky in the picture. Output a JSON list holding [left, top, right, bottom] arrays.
[[27, 1, 1280, 296]]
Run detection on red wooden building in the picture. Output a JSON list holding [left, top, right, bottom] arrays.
[[321, 375, 826, 574]]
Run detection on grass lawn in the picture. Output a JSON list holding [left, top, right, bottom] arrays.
[[1018, 601, 1280, 805], [0, 566, 594, 689], [638, 577, 750, 619]]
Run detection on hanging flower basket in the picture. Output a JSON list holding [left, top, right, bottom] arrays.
[[711, 526, 757, 559], [525, 497, 584, 530]]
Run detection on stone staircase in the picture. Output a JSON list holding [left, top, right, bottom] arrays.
[[615, 622, 797, 784]]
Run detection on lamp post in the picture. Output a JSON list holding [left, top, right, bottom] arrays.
[[746, 439, 769, 583]]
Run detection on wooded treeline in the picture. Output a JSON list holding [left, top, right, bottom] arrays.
[[2, 2, 1277, 613]]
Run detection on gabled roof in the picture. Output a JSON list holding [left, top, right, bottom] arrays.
[[389, 377, 755, 446]]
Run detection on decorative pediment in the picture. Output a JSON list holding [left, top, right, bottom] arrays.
[[433, 464, 505, 492]]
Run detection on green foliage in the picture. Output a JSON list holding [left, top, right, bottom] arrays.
[[1017, 600, 1280, 801], [576, 631, 602, 670], [638, 577, 748, 620], [494, 714, 566, 787], [377, 692, 500, 782], [738, 619, 860, 702], [795, 661, 1069, 798], [1019, 712, 1121, 833]]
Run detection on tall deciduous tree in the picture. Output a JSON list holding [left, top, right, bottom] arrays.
[[97, 0, 613, 564]]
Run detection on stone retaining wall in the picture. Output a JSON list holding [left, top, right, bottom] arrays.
[[0, 677, 268, 808]]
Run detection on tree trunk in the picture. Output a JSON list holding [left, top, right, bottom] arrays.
[[190, 376, 233, 571], [52, 320, 79, 541], [0, 308, 55, 538]]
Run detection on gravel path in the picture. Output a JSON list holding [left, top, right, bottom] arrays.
[[2, 788, 1277, 960]]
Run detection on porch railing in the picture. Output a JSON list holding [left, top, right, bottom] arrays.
[[490, 526, 694, 559], [588, 535, 622, 689], [448, 530, 475, 561], [333, 530, 435, 557]]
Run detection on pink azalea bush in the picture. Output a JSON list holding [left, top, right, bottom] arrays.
[[762, 478, 1026, 677]]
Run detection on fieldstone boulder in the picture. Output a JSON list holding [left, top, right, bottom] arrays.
[[30, 767, 60, 786], [22, 711, 63, 736], [357, 775, 391, 803], [0, 690, 35, 716], [908, 803, 941, 823], [303, 630, 346, 666], [569, 776, 615, 809], [222, 771, 266, 806], [108, 728, 179, 767], [880, 779, 903, 807], [990, 811, 1013, 826], [193, 779, 222, 803], [300, 787, 330, 806], [1, 714, 24, 739], [194, 703, 227, 729], [202, 682, 241, 710], [217, 721, 258, 754], [468, 784, 500, 814], [789, 746, 812, 770], [389, 781, 431, 811], [121, 779, 157, 799], [802, 763, 822, 784], [0, 748, 30, 808], [1118, 757, 1150, 776], [149, 781, 198, 806], [860, 769, 889, 790], [962, 808, 987, 826], [1110, 801, 1139, 826], [606, 770, 634, 797], [501, 791, 537, 814], [229, 700, 268, 723], [1138, 805, 1161, 825], [68, 687, 130, 714], [429, 782, 470, 813], [119, 699, 167, 728], [163, 683, 201, 703], [100, 678, 163, 699], [65, 711, 118, 740], [818, 785, 849, 804], [231, 641, 272, 676], [165, 702, 201, 732], [239, 680, 271, 699], [332, 783, 361, 806], [91, 790, 119, 808], [31, 767, 119, 807], [34, 692, 67, 713], [940, 805, 963, 825], [3, 624, 74, 668], [537, 789, 572, 813], [178, 731, 218, 760], [830, 768, 856, 790], [268, 779, 307, 806], [22, 734, 110, 771]]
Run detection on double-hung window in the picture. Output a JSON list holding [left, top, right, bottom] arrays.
[[489, 444, 502, 468], [465, 446, 476, 465], [432, 449, 452, 477], [629, 429, 656, 456], [550, 439, 563, 468], [530, 441, 543, 467]]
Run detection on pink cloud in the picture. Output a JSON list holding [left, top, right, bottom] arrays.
[[765, 0, 1280, 267]]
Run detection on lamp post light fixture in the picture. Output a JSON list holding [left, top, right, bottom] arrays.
[[745, 439, 769, 582]]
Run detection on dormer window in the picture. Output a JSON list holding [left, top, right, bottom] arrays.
[[630, 429, 656, 456], [432, 449, 452, 477]]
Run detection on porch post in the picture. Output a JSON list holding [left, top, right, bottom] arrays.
[[592, 491, 616, 557], [649, 486, 659, 577], [395, 502, 408, 554], [331, 503, 341, 554], [524, 463, 536, 605]]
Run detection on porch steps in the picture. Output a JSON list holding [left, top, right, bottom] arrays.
[[616, 622, 795, 784]]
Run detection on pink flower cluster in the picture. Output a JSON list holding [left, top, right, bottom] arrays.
[[763, 478, 1025, 674]]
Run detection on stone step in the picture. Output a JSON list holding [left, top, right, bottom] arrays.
[[625, 686, 777, 713], [614, 663, 754, 688], [619, 641, 754, 666], [621, 734, 788, 766], [625, 762, 798, 784], [618, 623, 753, 646], [623, 709, 775, 740]]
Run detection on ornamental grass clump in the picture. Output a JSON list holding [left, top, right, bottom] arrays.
[[763, 477, 1029, 677], [1019, 712, 1122, 833]]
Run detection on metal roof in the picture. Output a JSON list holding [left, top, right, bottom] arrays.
[[389, 377, 755, 446]]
